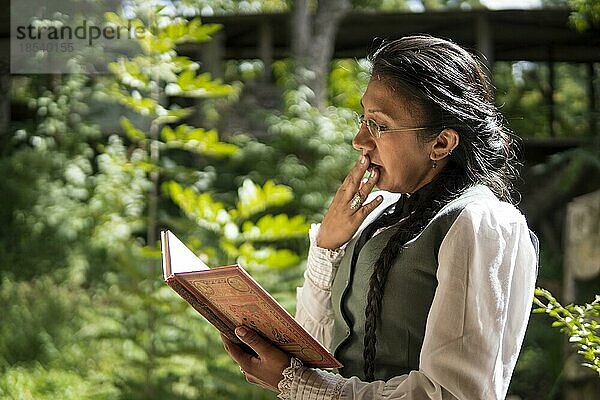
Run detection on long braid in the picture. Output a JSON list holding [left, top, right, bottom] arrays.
[[363, 165, 468, 381]]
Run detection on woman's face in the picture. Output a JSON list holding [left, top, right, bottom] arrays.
[[352, 78, 439, 194]]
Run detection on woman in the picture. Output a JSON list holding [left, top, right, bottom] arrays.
[[222, 35, 538, 400]]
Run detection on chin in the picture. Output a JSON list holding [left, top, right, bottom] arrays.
[[376, 178, 407, 193], [375, 179, 402, 193]]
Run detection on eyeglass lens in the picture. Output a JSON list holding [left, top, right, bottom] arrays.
[[366, 119, 380, 137], [357, 115, 381, 138]]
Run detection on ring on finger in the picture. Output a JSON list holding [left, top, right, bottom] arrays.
[[349, 192, 363, 210]]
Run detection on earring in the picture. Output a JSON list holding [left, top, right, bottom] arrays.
[[432, 160, 438, 169], [448, 150, 453, 156]]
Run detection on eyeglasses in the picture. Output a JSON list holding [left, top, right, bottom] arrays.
[[357, 114, 432, 139]]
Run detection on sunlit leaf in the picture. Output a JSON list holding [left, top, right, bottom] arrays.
[[163, 181, 230, 230], [137, 31, 175, 55], [109, 86, 157, 116], [161, 124, 238, 156], [158, 18, 222, 45], [176, 70, 235, 98], [108, 59, 150, 90], [171, 56, 199, 72], [240, 214, 309, 242], [120, 117, 146, 142], [237, 243, 300, 270], [154, 107, 193, 125], [234, 179, 294, 219], [183, 20, 222, 43], [220, 239, 240, 260], [534, 286, 600, 375]]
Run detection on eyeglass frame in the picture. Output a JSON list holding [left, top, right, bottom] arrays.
[[357, 114, 437, 139]]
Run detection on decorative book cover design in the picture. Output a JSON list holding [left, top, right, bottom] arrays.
[[161, 230, 342, 368]]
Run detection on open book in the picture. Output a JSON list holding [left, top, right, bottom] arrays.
[[161, 230, 342, 368]]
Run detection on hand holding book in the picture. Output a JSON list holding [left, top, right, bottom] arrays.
[[221, 326, 292, 393]]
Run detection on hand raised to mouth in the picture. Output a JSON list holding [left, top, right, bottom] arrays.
[[316, 154, 383, 250]]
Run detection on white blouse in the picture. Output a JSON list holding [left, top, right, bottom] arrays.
[[290, 190, 538, 400]]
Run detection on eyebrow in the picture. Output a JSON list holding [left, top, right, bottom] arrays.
[[360, 100, 392, 119]]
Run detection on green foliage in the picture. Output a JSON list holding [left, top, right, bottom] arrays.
[[494, 61, 594, 138], [329, 59, 371, 111], [161, 124, 239, 156], [165, 179, 309, 270], [3, 3, 305, 399], [177, 0, 289, 15], [107, 9, 238, 136], [98, 4, 309, 399], [79, 256, 268, 400], [0, 277, 119, 399], [1, 73, 149, 282], [213, 58, 360, 221], [534, 287, 600, 375], [0, 365, 108, 400], [569, 0, 600, 31], [13, 75, 101, 151], [0, 277, 80, 368], [266, 87, 358, 217], [235, 179, 295, 219]]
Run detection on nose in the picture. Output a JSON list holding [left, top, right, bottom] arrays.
[[352, 123, 375, 152]]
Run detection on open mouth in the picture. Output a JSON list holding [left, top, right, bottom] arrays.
[[366, 163, 382, 183], [369, 162, 382, 173]]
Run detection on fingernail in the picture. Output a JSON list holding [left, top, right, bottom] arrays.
[[370, 169, 377, 178], [235, 326, 247, 337], [377, 195, 383, 201], [360, 156, 366, 164]]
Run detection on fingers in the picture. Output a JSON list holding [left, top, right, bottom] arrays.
[[224, 334, 278, 391], [231, 327, 291, 391], [357, 194, 384, 218], [342, 155, 371, 195], [234, 326, 270, 356], [222, 333, 273, 389], [221, 333, 254, 368], [316, 158, 383, 249], [223, 327, 271, 372], [222, 328, 291, 393], [355, 166, 379, 205], [348, 166, 379, 213]]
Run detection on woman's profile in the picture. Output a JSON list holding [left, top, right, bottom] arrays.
[[222, 34, 539, 400]]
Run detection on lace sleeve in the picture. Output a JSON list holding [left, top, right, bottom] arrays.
[[277, 357, 347, 400], [277, 357, 304, 400]]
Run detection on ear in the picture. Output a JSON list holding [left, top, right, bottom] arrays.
[[430, 128, 459, 161]]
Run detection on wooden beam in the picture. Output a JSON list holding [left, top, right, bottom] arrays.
[[199, 9, 600, 63]]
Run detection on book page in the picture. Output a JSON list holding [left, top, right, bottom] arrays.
[[162, 231, 209, 279]]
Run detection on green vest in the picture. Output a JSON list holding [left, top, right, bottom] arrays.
[[330, 185, 495, 381]]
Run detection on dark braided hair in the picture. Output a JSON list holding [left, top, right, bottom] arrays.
[[361, 35, 519, 381]]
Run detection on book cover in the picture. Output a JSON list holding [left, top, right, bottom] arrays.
[[161, 230, 343, 369]]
